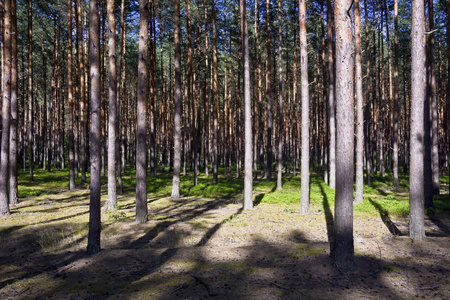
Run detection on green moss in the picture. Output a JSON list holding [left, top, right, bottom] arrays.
[[288, 244, 325, 258], [384, 265, 400, 273]]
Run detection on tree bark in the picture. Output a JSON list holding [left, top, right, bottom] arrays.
[[212, 0, 219, 184], [106, 0, 117, 211], [327, 0, 336, 189], [363, 0, 372, 186], [242, 0, 253, 210], [136, 0, 149, 221], [427, 0, 439, 196], [333, 0, 355, 271], [0, 0, 12, 215], [409, 0, 426, 240], [28, 0, 34, 181], [265, 0, 272, 182], [171, 0, 182, 198], [354, 0, 363, 204], [68, 0, 75, 190], [393, 0, 399, 187], [9, 0, 18, 206], [276, 0, 283, 190], [87, 0, 102, 254], [299, 0, 309, 214]]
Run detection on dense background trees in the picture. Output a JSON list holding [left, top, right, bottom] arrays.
[[0, 0, 449, 268]]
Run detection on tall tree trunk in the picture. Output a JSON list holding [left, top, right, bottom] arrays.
[[409, 0, 426, 240], [299, 0, 309, 214], [0, 0, 12, 215], [276, 0, 283, 190], [117, 0, 126, 193], [79, 0, 87, 185], [448, 0, 450, 175], [9, 0, 18, 205], [212, 0, 219, 184], [363, 0, 372, 186], [242, 0, 253, 210], [136, 0, 149, 220], [320, 0, 328, 184], [333, 0, 355, 271], [265, 0, 272, 182], [393, 0, 399, 187], [354, 0, 363, 204], [28, 0, 34, 181], [68, 0, 75, 190], [106, 0, 117, 211], [327, 0, 336, 188], [87, 0, 101, 254], [171, 0, 182, 198], [427, 0, 439, 196]]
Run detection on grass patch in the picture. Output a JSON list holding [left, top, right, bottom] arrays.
[[288, 244, 325, 258]]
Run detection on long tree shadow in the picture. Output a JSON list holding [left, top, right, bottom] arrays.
[[368, 198, 403, 236], [427, 212, 450, 237], [319, 182, 334, 254], [126, 197, 237, 249]]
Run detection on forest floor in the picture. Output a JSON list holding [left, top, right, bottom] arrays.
[[0, 168, 449, 299]]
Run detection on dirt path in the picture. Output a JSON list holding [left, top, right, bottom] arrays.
[[0, 192, 449, 299]]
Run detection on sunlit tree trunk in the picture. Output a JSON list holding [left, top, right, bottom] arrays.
[[276, 0, 283, 190], [393, 0, 399, 187], [299, 0, 309, 214], [242, 0, 253, 210], [327, 0, 335, 188], [409, 0, 426, 240], [172, 0, 182, 198], [106, 0, 117, 211], [354, 0, 363, 204]]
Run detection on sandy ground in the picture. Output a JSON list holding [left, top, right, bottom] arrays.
[[0, 193, 449, 299]]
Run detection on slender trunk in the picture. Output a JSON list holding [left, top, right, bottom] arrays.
[[327, 0, 336, 189], [299, 0, 310, 214], [265, 0, 272, 182], [354, 0, 363, 204], [106, 0, 117, 211], [87, 0, 102, 254], [68, 0, 76, 190], [242, 0, 253, 209], [136, 0, 149, 221], [427, 0, 439, 196], [0, 0, 12, 215], [363, 0, 372, 186], [9, 0, 18, 205], [79, 0, 87, 185], [320, 0, 328, 184], [212, 0, 219, 184], [172, 0, 182, 198], [28, 0, 34, 181], [393, 0, 399, 187], [276, 0, 283, 190]]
